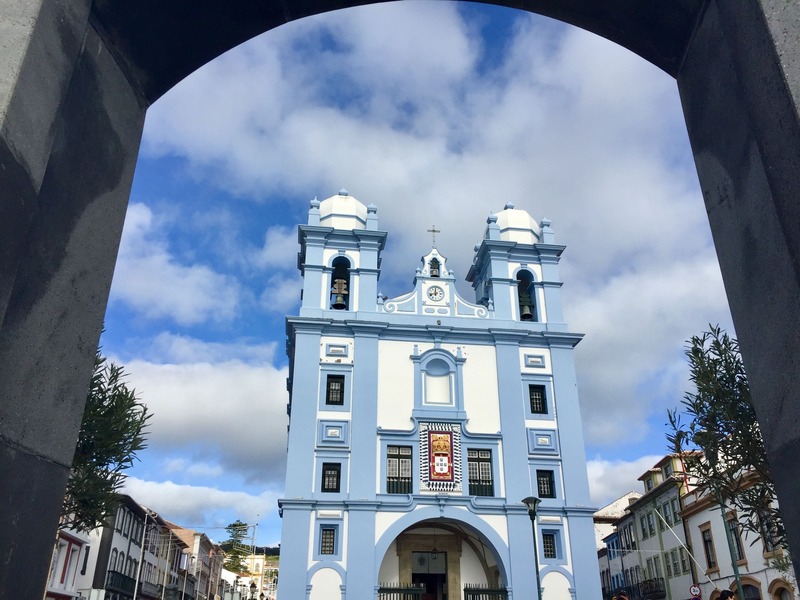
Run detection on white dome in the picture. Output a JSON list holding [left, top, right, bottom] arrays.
[[319, 190, 368, 230], [491, 203, 541, 244]]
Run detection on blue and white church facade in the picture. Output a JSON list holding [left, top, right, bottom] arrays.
[[278, 190, 601, 600]]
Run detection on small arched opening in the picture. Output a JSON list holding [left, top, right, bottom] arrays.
[[330, 256, 351, 310], [516, 270, 536, 322]]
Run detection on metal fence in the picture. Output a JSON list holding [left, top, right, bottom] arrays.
[[464, 583, 509, 599], [603, 577, 667, 600], [377, 583, 425, 599]]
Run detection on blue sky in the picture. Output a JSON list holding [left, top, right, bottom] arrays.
[[106, 2, 733, 546]]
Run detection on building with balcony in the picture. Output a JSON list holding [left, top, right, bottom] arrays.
[[68, 495, 195, 600], [682, 478, 795, 600], [597, 454, 797, 600]]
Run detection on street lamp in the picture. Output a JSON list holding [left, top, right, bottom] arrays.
[[522, 496, 543, 600], [249, 582, 257, 599]]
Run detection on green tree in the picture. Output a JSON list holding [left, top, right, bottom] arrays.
[[61, 350, 151, 532], [223, 520, 251, 573], [667, 325, 785, 548]]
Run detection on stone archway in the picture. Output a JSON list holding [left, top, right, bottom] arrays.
[[378, 518, 508, 598], [2, 2, 800, 598]]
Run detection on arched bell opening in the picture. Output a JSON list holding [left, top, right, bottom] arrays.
[[429, 257, 441, 278], [330, 256, 351, 310], [516, 270, 536, 322], [377, 518, 507, 600]]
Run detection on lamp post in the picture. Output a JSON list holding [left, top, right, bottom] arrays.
[[522, 497, 543, 600], [249, 581, 257, 599]]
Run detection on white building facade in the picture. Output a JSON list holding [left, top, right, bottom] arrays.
[[277, 192, 600, 599], [682, 484, 795, 600]]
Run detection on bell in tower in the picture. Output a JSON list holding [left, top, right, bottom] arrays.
[[330, 256, 351, 310]]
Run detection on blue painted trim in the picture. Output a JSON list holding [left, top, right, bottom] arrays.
[[540, 564, 575, 585], [378, 437, 420, 495], [317, 420, 350, 447], [528, 461, 564, 509], [527, 428, 559, 455], [539, 524, 568, 566], [318, 365, 353, 413], [312, 521, 343, 561], [325, 343, 349, 357], [523, 353, 547, 368], [521, 376, 555, 422], [373, 505, 511, 585], [314, 452, 350, 498], [307, 561, 347, 580], [462, 442, 501, 499], [409, 347, 467, 419]]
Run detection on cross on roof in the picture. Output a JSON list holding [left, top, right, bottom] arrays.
[[427, 225, 441, 247]]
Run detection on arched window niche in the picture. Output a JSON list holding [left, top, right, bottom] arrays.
[[411, 346, 467, 419], [429, 257, 441, 277], [515, 269, 537, 322], [330, 255, 351, 310]]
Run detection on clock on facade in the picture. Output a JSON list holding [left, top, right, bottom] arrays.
[[427, 286, 445, 301]]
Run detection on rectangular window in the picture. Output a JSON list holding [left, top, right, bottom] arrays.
[[664, 552, 673, 577], [640, 516, 649, 539], [529, 385, 547, 414], [728, 516, 745, 561], [679, 548, 689, 573], [387, 446, 412, 494], [653, 555, 662, 578], [536, 470, 555, 498], [320, 527, 336, 555], [321, 463, 341, 493], [662, 502, 672, 525], [647, 512, 656, 536], [658, 510, 666, 531], [325, 375, 345, 405], [671, 498, 681, 522], [645, 557, 654, 578], [670, 549, 681, 576], [663, 462, 674, 478], [542, 532, 557, 559], [701, 527, 717, 569], [645, 478, 654, 491], [467, 449, 494, 496], [759, 510, 778, 553]]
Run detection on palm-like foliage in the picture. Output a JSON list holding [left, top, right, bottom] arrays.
[[61, 351, 151, 532], [667, 326, 784, 549]]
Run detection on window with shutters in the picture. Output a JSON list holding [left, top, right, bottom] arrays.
[[467, 449, 493, 496], [386, 446, 412, 494]]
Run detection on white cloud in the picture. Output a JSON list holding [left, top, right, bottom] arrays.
[[111, 203, 242, 325], [122, 337, 289, 485], [587, 455, 663, 506], [571, 255, 730, 445], [259, 274, 302, 314], [253, 226, 298, 269], [122, 477, 281, 543], [141, 332, 279, 364]]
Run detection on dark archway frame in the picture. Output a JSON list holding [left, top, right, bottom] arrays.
[[2, 1, 799, 596]]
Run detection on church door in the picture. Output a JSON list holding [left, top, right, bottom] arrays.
[[411, 552, 448, 600]]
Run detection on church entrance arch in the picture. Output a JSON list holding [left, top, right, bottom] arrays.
[[376, 509, 511, 599], [3, 2, 800, 598]]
